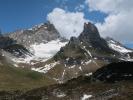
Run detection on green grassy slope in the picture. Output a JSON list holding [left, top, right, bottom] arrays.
[[0, 64, 56, 91]]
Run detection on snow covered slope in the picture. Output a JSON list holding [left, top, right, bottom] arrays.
[[107, 38, 132, 53], [106, 38, 133, 61], [13, 39, 67, 64], [30, 39, 67, 60], [7, 22, 68, 64]]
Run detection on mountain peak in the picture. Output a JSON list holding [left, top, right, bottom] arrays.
[[79, 22, 101, 44], [8, 22, 61, 46], [78, 22, 111, 52], [81, 22, 100, 39], [83, 22, 99, 33]]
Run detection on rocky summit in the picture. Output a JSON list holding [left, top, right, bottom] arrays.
[[79, 22, 114, 53], [8, 22, 62, 47]]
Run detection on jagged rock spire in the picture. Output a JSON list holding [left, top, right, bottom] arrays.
[[78, 22, 115, 53], [79, 22, 101, 41]]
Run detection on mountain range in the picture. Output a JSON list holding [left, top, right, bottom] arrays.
[[0, 21, 133, 84], [0, 21, 133, 100]]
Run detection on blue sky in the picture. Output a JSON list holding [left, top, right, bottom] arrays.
[[0, 0, 106, 33], [0, 0, 132, 48]]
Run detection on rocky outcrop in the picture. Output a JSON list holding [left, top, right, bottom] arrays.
[[79, 22, 114, 53], [0, 36, 31, 58], [92, 62, 133, 82], [8, 22, 61, 47], [54, 22, 119, 63], [0, 36, 16, 48]]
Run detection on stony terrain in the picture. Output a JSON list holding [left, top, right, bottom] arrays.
[[8, 22, 62, 47], [0, 62, 133, 100]]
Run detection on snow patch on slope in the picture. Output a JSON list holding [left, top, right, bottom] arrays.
[[81, 94, 92, 100], [30, 39, 67, 59], [31, 61, 59, 73], [107, 40, 132, 53], [13, 39, 67, 64], [82, 46, 92, 57], [56, 92, 66, 98]]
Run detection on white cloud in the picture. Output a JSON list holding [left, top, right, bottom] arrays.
[[75, 4, 85, 12], [47, 8, 87, 39], [86, 0, 133, 13], [86, 0, 133, 43]]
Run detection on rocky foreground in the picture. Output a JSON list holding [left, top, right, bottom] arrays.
[[0, 62, 133, 100]]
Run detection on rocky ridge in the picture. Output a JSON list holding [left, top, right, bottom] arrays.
[[0, 22, 133, 84], [29, 22, 133, 83]]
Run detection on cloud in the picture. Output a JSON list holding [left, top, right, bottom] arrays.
[[86, 0, 133, 43], [86, 0, 133, 13], [47, 8, 87, 39], [75, 4, 85, 12]]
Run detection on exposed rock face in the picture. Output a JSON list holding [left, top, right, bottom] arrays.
[[0, 36, 16, 48], [0, 35, 31, 67], [79, 22, 114, 53], [79, 22, 100, 42], [106, 37, 133, 61], [8, 22, 61, 47], [92, 62, 133, 82], [54, 22, 119, 63], [3, 44, 32, 58], [0, 36, 31, 58]]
